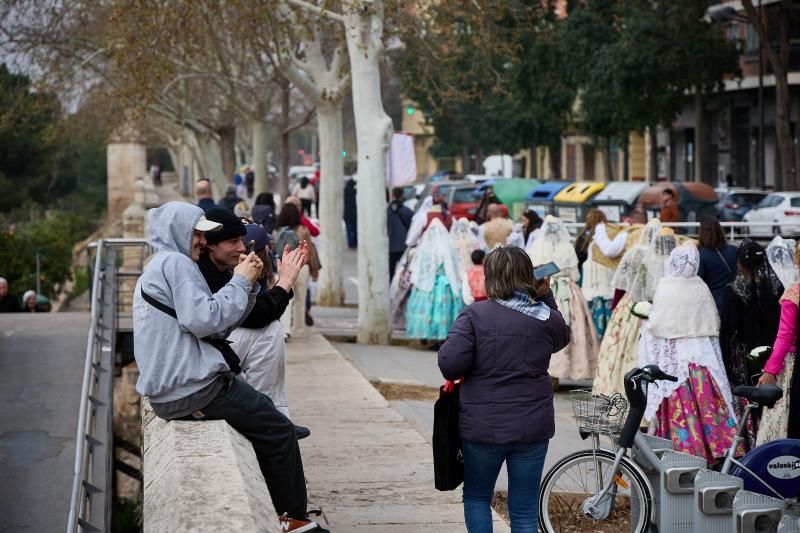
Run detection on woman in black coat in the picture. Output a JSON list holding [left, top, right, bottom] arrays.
[[438, 247, 570, 532]]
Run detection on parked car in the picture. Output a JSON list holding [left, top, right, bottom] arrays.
[[743, 192, 800, 237], [716, 189, 768, 222], [447, 182, 482, 221], [429, 170, 462, 182]]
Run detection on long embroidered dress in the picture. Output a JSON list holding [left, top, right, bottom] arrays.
[[592, 219, 662, 396], [757, 283, 800, 444], [405, 218, 464, 340], [640, 243, 741, 462], [528, 216, 599, 380]]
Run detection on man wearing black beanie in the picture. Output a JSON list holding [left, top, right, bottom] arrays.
[[198, 207, 248, 289]]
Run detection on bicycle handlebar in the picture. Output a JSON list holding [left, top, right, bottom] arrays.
[[636, 365, 678, 384]]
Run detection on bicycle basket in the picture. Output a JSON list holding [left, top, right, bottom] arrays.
[[569, 390, 629, 434]]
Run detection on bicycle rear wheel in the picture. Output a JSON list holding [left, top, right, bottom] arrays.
[[539, 449, 653, 533]]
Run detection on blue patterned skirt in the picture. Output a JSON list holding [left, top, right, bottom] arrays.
[[405, 269, 464, 341]]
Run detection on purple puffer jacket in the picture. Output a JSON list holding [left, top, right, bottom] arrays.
[[437, 291, 570, 444]]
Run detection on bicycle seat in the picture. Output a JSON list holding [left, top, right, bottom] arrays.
[[732, 385, 783, 408]]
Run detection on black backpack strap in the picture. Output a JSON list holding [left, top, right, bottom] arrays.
[[140, 287, 177, 318], [140, 287, 242, 375]]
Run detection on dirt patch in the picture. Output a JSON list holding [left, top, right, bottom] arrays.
[[493, 491, 510, 522], [544, 492, 635, 532], [370, 381, 440, 401]]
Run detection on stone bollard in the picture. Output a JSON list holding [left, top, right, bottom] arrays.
[[119, 179, 147, 313]]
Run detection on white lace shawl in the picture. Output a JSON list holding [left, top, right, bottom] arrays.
[[581, 246, 616, 300], [641, 232, 678, 301], [409, 218, 461, 296], [527, 216, 579, 277], [451, 217, 481, 277], [638, 323, 735, 422], [766, 235, 799, 289], [648, 243, 720, 339], [611, 219, 662, 294], [506, 222, 526, 248], [405, 196, 433, 247]]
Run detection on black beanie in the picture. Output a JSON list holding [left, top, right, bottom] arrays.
[[205, 207, 246, 244]]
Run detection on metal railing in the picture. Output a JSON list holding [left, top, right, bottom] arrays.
[[66, 238, 152, 533], [561, 220, 795, 243]]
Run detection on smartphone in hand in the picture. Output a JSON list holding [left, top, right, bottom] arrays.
[[245, 240, 256, 254], [533, 261, 560, 281]]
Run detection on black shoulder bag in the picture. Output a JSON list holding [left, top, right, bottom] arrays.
[[140, 288, 242, 375]]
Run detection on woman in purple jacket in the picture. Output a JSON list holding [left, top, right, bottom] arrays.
[[438, 246, 571, 532]]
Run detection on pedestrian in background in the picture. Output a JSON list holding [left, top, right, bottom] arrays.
[[719, 240, 784, 449], [388, 187, 414, 280], [697, 215, 737, 315], [756, 242, 800, 442], [438, 246, 570, 532], [252, 193, 277, 234], [195, 179, 217, 211], [343, 177, 357, 249], [478, 204, 512, 250], [291, 176, 317, 217], [22, 290, 37, 312], [0, 277, 20, 312], [659, 188, 679, 223], [220, 184, 243, 212]]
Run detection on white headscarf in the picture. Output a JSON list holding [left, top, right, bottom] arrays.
[[405, 196, 433, 247], [450, 217, 480, 277], [506, 222, 526, 248], [766, 235, 798, 289], [409, 218, 461, 296], [611, 218, 662, 296], [649, 243, 720, 338], [527, 215, 579, 277], [23, 290, 36, 305]]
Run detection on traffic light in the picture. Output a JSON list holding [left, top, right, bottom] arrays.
[[406, 106, 415, 116], [341, 150, 347, 158]]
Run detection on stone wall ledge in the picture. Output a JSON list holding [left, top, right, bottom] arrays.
[[142, 399, 281, 532]]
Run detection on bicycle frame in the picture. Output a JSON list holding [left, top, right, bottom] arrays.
[[582, 431, 664, 520], [719, 402, 786, 501]]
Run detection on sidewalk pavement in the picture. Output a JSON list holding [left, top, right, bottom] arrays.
[[333, 342, 593, 493], [286, 333, 509, 532]]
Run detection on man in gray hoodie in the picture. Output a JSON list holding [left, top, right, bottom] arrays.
[[133, 202, 317, 531]]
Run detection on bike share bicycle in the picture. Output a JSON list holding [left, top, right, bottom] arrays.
[[538, 364, 800, 532]]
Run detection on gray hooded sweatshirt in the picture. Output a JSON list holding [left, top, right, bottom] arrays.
[[133, 202, 258, 404]]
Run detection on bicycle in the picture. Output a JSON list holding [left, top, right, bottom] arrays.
[[538, 364, 800, 532]]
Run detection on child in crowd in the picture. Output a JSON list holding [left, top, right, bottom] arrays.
[[467, 249, 487, 302]]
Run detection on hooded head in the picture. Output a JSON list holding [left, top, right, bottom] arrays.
[[148, 201, 221, 260]]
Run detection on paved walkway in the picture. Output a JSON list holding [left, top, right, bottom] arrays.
[[0, 312, 88, 532], [286, 333, 509, 532]]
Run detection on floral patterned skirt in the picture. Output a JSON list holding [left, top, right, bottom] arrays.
[[650, 363, 743, 462], [592, 293, 642, 396], [405, 270, 464, 341], [756, 353, 795, 445]]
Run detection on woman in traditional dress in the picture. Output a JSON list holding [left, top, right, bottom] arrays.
[[640, 243, 741, 462], [757, 258, 800, 443], [451, 217, 482, 305], [405, 218, 464, 342], [580, 210, 628, 337], [528, 216, 599, 382], [592, 219, 664, 396], [719, 240, 783, 449]]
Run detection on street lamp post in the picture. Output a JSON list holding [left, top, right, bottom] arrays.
[[709, 2, 765, 189]]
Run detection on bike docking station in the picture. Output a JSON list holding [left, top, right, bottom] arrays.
[[540, 367, 800, 533]]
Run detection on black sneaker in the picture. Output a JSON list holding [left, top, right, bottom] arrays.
[[305, 311, 314, 326], [294, 425, 311, 440]]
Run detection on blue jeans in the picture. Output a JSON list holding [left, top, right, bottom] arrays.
[[462, 439, 548, 533]]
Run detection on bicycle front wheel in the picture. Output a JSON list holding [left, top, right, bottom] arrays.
[[539, 449, 653, 533]]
